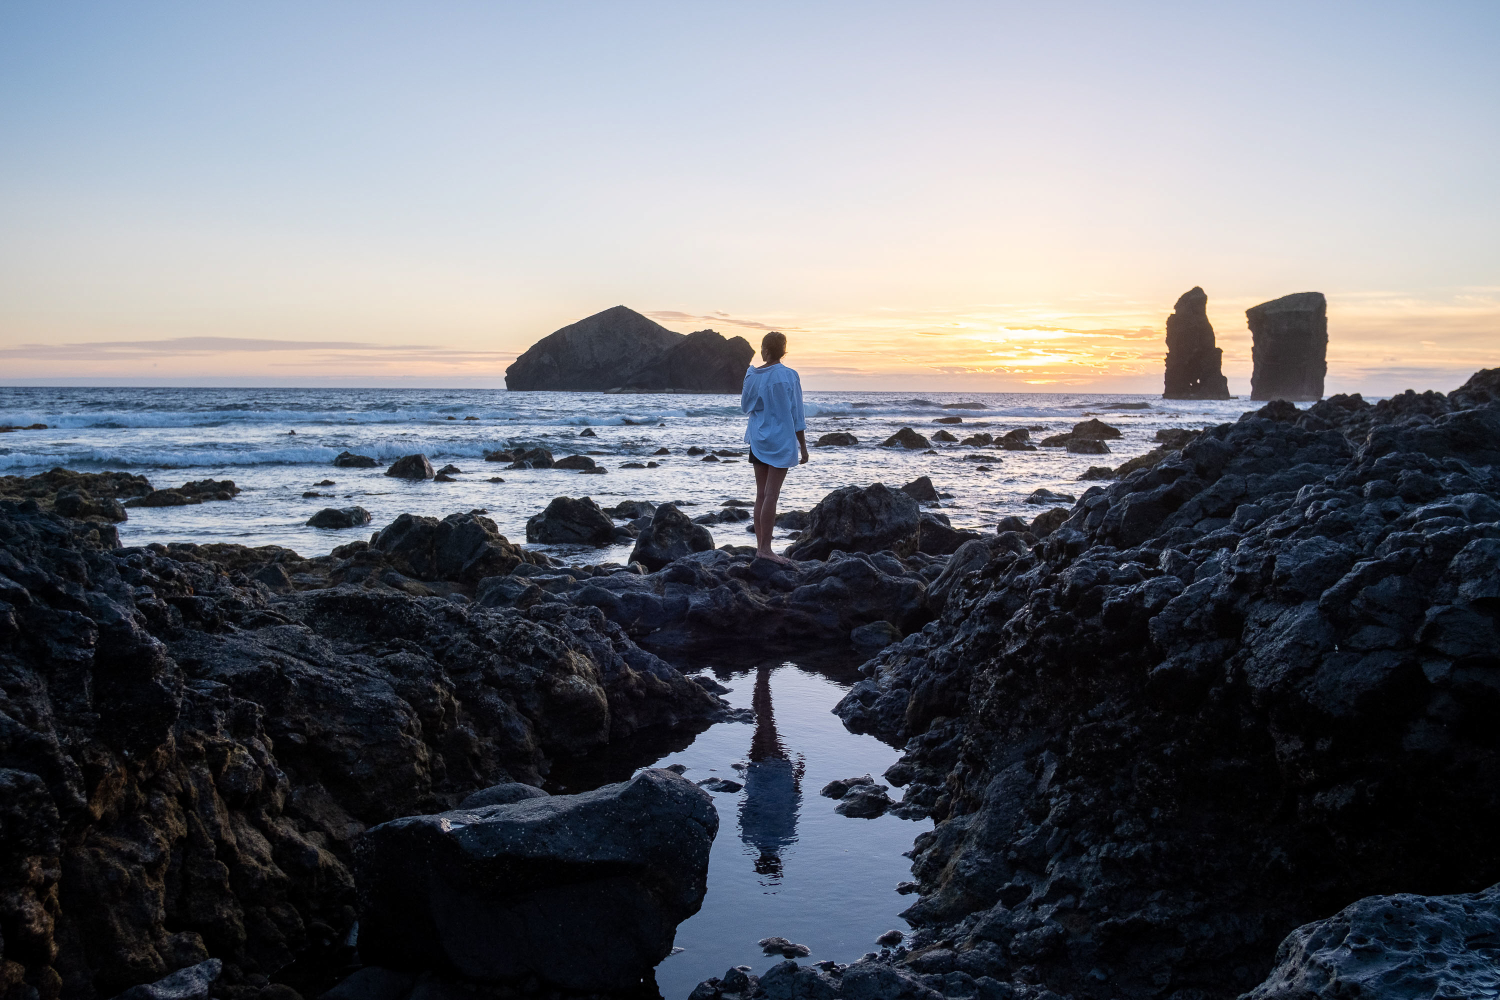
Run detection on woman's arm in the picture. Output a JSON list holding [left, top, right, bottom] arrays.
[[793, 373, 808, 463], [741, 366, 759, 414], [797, 429, 809, 464]]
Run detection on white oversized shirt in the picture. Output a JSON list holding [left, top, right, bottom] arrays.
[[741, 363, 806, 468]]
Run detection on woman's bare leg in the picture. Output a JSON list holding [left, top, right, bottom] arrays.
[[755, 465, 791, 563]]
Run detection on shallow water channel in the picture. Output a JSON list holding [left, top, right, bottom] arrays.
[[547, 655, 930, 999]]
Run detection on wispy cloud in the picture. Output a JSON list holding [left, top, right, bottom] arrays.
[[645, 310, 795, 333], [0, 336, 516, 363]]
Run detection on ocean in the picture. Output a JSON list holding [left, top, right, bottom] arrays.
[[0, 385, 1260, 561]]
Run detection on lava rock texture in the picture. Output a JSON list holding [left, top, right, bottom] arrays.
[[827, 368, 1500, 999], [0, 502, 724, 1000], [1163, 286, 1230, 400], [1250, 292, 1328, 402]]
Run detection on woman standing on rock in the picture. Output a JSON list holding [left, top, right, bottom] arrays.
[[742, 332, 808, 565]]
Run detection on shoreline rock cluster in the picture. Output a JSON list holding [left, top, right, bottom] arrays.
[[813, 367, 1500, 998]]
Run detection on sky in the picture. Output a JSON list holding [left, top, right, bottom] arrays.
[[1, 1, 1496, 394]]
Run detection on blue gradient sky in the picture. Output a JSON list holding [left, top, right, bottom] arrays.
[[2, 1, 1496, 392]]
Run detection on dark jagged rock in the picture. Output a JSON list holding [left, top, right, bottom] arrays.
[[1040, 418, 1121, 447], [384, 454, 435, 480], [482, 449, 515, 463], [0, 469, 152, 523], [935, 416, 964, 424], [354, 769, 717, 992], [628, 503, 714, 571], [622, 329, 756, 393], [505, 447, 553, 470], [458, 782, 550, 808], [107, 959, 222, 1000], [931, 430, 958, 442], [787, 483, 921, 561], [1250, 291, 1328, 401], [333, 451, 378, 468], [1244, 883, 1500, 999], [827, 369, 1500, 1000], [1065, 438, 1110, 454], [900, 477, 940, 503], [1156, 427, 1202, 449], [123, 479, 240, 509], [917, 511, 982, 556], [1163, 286, 1231, 399], [552, 455, 596, 471], [0, 501, 724, 1000], [850, 621, 902, 654], [306, 506, 372, 529], [525, 496, 615, 546], [1024, 489, 1074, 505], [880, 428, 930, 450], [504, 307, 751, 393]]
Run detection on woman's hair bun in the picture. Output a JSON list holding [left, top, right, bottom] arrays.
[[761, 331, 787, 362]]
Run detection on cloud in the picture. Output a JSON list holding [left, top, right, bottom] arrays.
[[0, 336, 515, 365], [644, 310, 791, 333]]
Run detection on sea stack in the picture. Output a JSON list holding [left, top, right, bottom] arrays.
[[505, 305, 753, 393], [1162, 286, 1230, 399], [1248, 292, 1327, 401]]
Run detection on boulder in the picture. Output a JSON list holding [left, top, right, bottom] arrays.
[[1245, 884, 1500, 1000], [525, 497, 615, 545], [934, 416, 963, 424], [1249, 291, 1328, 401], [1155, 427, 1201, 449], [787, 483, 921, 561], [629, 504, 715, 571], [53, 490, 128, 522], [1028, 506, 1071, 537], [1024, 489, 1075, 505], [850, 621, 902, 655], [107, 959, 222, 1000], [353, 769, 717, 992], [917, 511, 981, 555], [931, 430, 957, 442], [835, 784, 892, 818], [880, 428, 930, 449], [819, 775, 875, 799], [816, 432, 859, 447], [960, 433, 993, 447], [373, 510, 531, 582], [553, 455, 597, 471], [506, 447, 554, 470], [459, 782, 551, 809], [385, 454, 435, 480], [900, 476, 940, 502], [607, 500, 657, 519], [334, 450, 379, 468], [1162, 286, 1231, 399], [307, 506, 372, 530], [1066, 438, 1111, 454], [483, 450, 515, 463]]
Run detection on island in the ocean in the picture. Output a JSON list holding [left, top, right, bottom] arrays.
[[505, 305, 755, 393]]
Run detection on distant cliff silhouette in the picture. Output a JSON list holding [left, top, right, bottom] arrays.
[[1163, 287, 1230, 399], [505, 305, 754, 393], [1249, 292, 1327, 401]]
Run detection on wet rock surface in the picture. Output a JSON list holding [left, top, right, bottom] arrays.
[[524, 496, 615, 545], [821, 367, 1500, 999], [1244, 883, 1500, 1000], [0, 499, 725, 1000], [788, 484, 922, 561], [354, 769, 717, 991], [384, 454, 435, 480], [305, 506, 371, 530]]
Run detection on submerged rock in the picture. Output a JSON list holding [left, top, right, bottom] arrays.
[[306, 506, 372, 529], [333, 450, 379, 468], [354, 769, 718, 991], [384, 454, 435, 480], [1163, 286, 1231, 399], [1250, 291, 1328, 401]]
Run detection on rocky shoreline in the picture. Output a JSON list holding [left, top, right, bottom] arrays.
[[3, 369, 1499, 1000]]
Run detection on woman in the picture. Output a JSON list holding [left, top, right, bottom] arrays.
[[741, 331, 808, 564]]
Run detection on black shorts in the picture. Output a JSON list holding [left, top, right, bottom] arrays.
[[749, 449, 787, 470]]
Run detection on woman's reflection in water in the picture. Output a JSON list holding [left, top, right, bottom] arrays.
[[738, 664, 804, 883]]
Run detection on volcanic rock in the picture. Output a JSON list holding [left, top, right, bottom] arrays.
[[835, 784, 893, 819], [506, 447, 554, 469], [458, 782, 551, 809], [1245, 884, 1500, 999], [931, 430, 957, 442], [353, 769, 717, 992], [384, 454, 435, 480], [1163, 286, 1231, 399], [628, 503, 715, 571], [306, 506, 372, 529], [334, 451, 378, 468], [1024, 488, 1075, 505], [1066, 438, 1111, 454], [1249, 291, 1328, 401], [505, 307, 751, 393], [622, 329, 756, 393], [959, 433, 992, 447], [880, 428, 930, 449], [917, 512, 981, 556], [850, 621, 903, 654], [787, 483, 921, 561], [552, 455, 597, 471], [373, 510, 535, 582], [525, 496, 615, 546], [816, 432, 859, 447], [900, 476, 940, 502]]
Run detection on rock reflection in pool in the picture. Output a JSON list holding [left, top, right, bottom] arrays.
[[739, 664, 805, 883], [548, 655, 929, 999]]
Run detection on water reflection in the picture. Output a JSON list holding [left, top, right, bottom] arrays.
[[738, 664, 805, 884]]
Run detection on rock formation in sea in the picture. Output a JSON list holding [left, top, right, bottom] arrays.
[[1249, 291, 1328, 401], [1163, 286, 1231, 399], [504, 306, 754, 393]]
